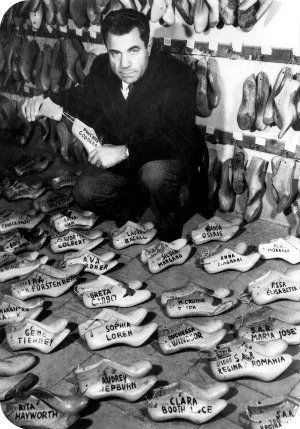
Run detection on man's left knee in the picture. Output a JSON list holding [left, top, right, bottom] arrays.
[[139, 160, 184, 192]]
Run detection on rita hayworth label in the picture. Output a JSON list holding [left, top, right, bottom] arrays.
[[12, 401, 59, 422], [87, 287, 117, 306]]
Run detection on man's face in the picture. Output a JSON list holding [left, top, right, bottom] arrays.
[[106, 28, 151, 84]]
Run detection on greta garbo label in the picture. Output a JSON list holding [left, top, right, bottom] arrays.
[[215, 345, 286, 375], [12, 402, 58, 422], [16, 274, 79, 293], [216, 253, 242, 267], [10, 324, 55, 347], [88, 288, 117, 306], [160, 395, 212, 415], [158, 250, 183, 268]]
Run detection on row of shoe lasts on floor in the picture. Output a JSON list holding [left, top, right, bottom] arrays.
[[238, 66, 300, 139], [0, 30, 96, 93], [1, 0, 273, 33], [211, 146, 300, 222], [0, 207, 300, 426]]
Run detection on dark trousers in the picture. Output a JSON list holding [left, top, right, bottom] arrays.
[[73, 159, 189, 239]]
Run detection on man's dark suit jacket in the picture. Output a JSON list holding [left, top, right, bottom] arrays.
[[49, 49, 199, 171]]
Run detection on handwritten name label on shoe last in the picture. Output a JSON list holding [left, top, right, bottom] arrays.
[[14, 325, 54, 347], [17, 275, 79, 293], [161, 396, 212, 415], [105, 322, 133, 341], [218, 254, 242, 267], [167, 326, 203, 347], [158, 251, 182, 268], [89, 288, 117, 306], [14, 402, 58, 422]]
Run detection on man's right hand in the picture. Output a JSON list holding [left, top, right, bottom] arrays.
[[21, 95, 45, 122]]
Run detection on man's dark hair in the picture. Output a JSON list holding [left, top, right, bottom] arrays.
[[101, 9, 150, 47]]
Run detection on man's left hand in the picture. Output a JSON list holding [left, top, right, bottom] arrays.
[[88, 145, 129, 169]]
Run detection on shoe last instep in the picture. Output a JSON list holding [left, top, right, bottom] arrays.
[[76, 275, 149, 308], [0, 253, 48, 283], [234, 306, 300, 330], [2, 389, 86, 428], [258, 236, 300, 264], [0, 295, 44, 326], [161, 281, 230, 306], [84, 318, 158, 350], [147, 380, 228, 423], [11, 264, 85, 300], [147, 242, 192, 274], [5, 317, 70, 353], [0, 373, 39, 402], [75, 358, 157, 401], [1, 227, 48, 255], [210, 339, 292, 382], [61, 249, 118, 275], [111, 221, 157, 249], [245, 394, 299, 429], [78, 308, 148, 339], [50, 209, 98, 232], [190, 217, 242, 245], [33, 189, 74, 213], [50, 229, 104, 253], [158, 321, 226, 354], [165, 291, 237, 318], [202, 244, 260, 273], [0, 209, 45, 234], [141, 238, 187, 264], [237, 316, 300, 346], [0, 353, 38, 376]]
